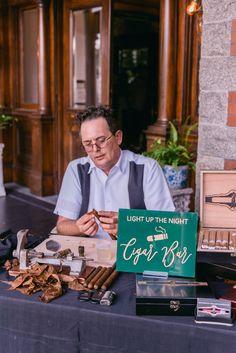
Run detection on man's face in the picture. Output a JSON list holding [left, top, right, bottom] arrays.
[[80, 117, 122, 174]]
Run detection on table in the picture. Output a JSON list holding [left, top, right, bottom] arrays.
[[0, 270, 236, 353]]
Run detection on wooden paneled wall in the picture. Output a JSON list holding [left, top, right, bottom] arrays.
[[0, 0, 200, 196]]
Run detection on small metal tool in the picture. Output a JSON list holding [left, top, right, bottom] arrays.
[[13, 229, 92, 275], [100, 290, 117, 306], [78, 245, 85, 257]]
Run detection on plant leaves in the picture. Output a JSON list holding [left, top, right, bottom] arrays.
[[142, 120, 197, 169]]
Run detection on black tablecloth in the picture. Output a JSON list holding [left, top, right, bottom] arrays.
[[0, 271, 236, 353]]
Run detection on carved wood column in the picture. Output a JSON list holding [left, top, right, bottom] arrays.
[[38, 1, 50, 113], [145, 0, 177, 150], [30, 1, 55, 196], [176, 0, 187, 124], [101, 0, 113, 104]]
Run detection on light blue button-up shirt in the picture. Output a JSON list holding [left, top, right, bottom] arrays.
[[54, 150, 175, 238]]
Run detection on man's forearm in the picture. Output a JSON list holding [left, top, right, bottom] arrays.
[[56, 219, 82, 236]]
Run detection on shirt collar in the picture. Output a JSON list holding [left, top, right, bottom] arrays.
[[117, 150, 128, 173], [87, 149, 127, 174], [87, 158, 96, 174]]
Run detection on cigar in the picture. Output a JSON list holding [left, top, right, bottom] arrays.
[[94, 264, 116, 289], [208, 230, 216, 249], [221, 231, 229, 250], [101, 269, 119, 290], [88, 267, 107, 289], [88, 208, 100, 219], [108, 233, 117, 240], [78, 266, 96, 284], [215, 231, 222, 249], [230, 232, 236, 251], [201, 230, 209, 249], [88, 209, 117, 240], [84, 266, 102, 287]]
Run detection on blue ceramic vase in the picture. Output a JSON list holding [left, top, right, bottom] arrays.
[[162, 165, 189, 190]]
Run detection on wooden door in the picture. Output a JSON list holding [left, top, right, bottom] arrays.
[[111, 1, 159, 153], [2, 0, 55, 196], [58, 0, 113, 185]]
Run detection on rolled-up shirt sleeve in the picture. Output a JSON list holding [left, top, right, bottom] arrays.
[[143, 158, 175, 211], [54, 162, 82, 219]]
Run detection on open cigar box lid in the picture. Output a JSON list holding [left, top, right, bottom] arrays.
[[200, 170, 236, 229]]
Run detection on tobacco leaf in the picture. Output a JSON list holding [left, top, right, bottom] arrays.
[[3, 263, 97, 303], [67, 279, 86, 291], [58, 273, 77, 283], [4, 260, 12, 271], [40, 273, 63, 303], [9, 274, 31, 290], [58, 273, 86, 291], [4, 258, 19, 271], [17, 284, 36, 295], [30, 263, 48, 276], [3, 263, 63, 302]]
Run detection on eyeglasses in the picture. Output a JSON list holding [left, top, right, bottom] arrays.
[[82, 134, 113, 151]]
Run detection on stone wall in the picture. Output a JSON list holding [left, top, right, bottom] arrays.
[[196, 0, 236, 211]]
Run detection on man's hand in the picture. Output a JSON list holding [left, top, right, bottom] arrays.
[[56, 213, 98, 236], [98, 211, 118, 239], [75, 213, 98, 236]]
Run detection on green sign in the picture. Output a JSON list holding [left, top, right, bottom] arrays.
[[116, 209, 198, 278]]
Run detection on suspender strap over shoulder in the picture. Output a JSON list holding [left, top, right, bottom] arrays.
[[77, 163, 90, 218], [128, 161, 146, 209]]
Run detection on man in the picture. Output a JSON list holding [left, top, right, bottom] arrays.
[[54, 105, 175, 238]]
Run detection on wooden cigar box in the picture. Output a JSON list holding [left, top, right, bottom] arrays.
[[197, 171, 236, 257]]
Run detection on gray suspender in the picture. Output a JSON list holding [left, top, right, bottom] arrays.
[[128, 161, 146, 209], [77, 161, 146, 217], [77, 163, 90, 217]]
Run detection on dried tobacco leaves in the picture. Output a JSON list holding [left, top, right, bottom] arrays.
[[2, 262, 87, 303]]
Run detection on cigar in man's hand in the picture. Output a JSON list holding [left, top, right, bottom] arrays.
[[108, 233, 117, 240], [88, 209, 100, 220]]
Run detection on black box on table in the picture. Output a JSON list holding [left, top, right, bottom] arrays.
[[135, 274, 213, 316]]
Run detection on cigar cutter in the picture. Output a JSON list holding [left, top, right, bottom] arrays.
[[100, 290, 117, 306], [78, 290, 93, 302], [90, 289, 106, 304]]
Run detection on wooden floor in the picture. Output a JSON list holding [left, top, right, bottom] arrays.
[[0, 184, 57, 237]]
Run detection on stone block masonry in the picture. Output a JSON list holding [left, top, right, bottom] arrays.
[[196, 0, 236, 211]]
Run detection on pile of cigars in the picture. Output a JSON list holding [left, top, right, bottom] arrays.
[[79, 264, 118, 291], [199, 229, 236, 251]]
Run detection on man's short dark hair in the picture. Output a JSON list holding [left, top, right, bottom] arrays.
[[76, 105, 119, 134]]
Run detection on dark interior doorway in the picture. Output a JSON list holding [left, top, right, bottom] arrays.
[[111, 11, 159, 153]]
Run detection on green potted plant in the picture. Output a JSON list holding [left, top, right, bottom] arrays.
[[143, 120, 198, 189], [0, 114, 16, 130]]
